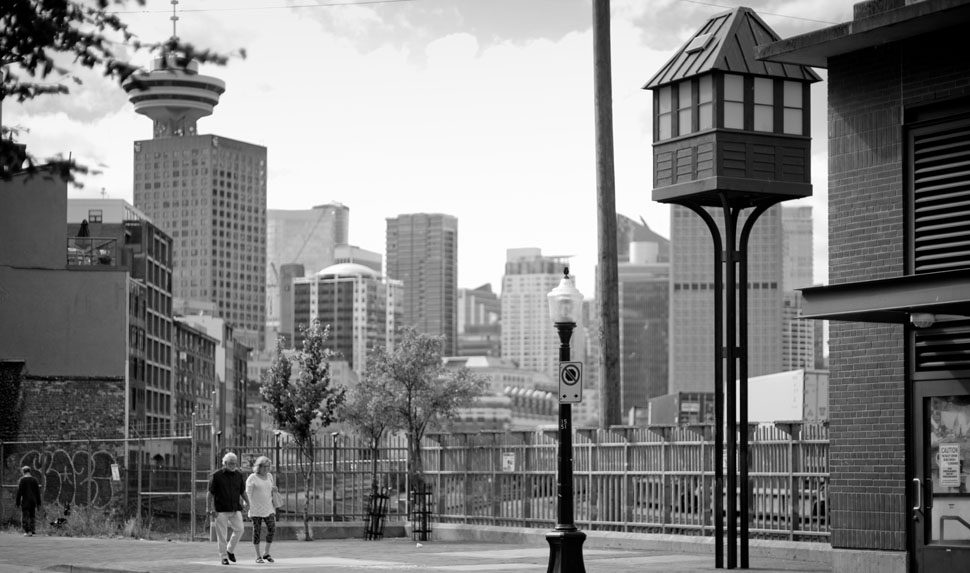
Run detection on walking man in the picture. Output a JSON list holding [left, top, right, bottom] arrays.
[[207, 452, 250, 565], [15, 466, 41, 536]]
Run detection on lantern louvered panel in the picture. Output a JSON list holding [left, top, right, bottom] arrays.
[[912, 122, 970, 274]]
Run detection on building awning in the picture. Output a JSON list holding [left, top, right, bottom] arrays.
[[756, 0, 970, 68], [799, 269, 970, 324]]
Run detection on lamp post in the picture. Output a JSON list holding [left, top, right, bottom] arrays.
[[545, 267, 587, 573]]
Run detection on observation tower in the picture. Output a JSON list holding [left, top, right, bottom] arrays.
[[123, 54, 225, 139], [122, 1, 225, 139]]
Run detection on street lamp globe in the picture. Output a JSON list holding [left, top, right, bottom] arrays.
[[547, 267, 583, 325]]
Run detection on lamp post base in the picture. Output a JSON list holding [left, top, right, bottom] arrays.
[[546, 528, 587, 573]]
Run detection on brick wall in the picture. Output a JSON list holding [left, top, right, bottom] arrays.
[[17, 376, 126, 441], [826, 30, 970, 552], [828, 43, 906, 551]]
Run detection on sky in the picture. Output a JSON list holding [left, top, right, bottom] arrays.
[[9, 0, 853, 296]]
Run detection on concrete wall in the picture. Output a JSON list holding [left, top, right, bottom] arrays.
[[0, 172, 67, 269]]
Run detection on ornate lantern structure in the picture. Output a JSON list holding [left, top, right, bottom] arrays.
[[644, 7, 820, 569]]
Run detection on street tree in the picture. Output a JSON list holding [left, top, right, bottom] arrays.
[[0, 0, 241, 180], [260, 320, 345, 541], [367, 327, 487, 491]]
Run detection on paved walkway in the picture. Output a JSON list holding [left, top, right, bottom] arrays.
[[0, 532, 830, 573]]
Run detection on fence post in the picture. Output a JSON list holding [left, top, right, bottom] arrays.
[[523, 432, 533, 521], [490, 434, 501, 523], [791, 423, 802, 540], [190, 411, 197, 540], [660, 429, 671, 533], [622, 429, 632, 532], [0, 440, 4, 522]]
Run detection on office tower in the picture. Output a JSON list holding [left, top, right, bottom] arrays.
[[334, 244, 382, 273], [266, 203, 350, 336], [126, 52, 267, 352], [266, 203, 349, 276], [669, 205, 782, 393], [501, 248, 584, 382], [618, 238, 670, 414], [292, 263, 403, 375], [781, 205, 817, 371], [458, 284, 501, 357], [68, 199, 175, 438], [385, 213, 458, 356]]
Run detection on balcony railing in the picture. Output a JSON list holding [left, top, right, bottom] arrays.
[[67, 237, 119, 267]]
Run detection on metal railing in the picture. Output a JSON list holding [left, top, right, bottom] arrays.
[[66, 237, 119, 267], [2, 423, 828, 541], [421, 422, 829, 540]]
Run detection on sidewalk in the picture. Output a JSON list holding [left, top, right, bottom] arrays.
[[0, 532, 830, 573]]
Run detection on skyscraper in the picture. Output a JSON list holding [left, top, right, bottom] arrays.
[[668, 205, 783, 393], [618, 238, 670, 413], [266, 203, 350, 344], [501, 248, 584, 383], [292, 263, 403, 376], [781, 205, 817, 370], [385, 213, 458, 356], [126, 52, 267, 351]]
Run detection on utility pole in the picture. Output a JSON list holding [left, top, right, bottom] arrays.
[[592, 0, 621, 427]]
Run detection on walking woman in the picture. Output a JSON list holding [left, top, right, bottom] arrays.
[[246, 456, 277, 563]]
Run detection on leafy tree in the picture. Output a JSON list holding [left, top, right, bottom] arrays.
[[367, 327, 487, 491], [260, 321, 345, 541], [0, 0, 240, 181]]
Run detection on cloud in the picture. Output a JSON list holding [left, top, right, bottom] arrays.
[[7, 0, 851, 294]]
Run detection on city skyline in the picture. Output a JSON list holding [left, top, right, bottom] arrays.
[[6, 0, 850, 296]]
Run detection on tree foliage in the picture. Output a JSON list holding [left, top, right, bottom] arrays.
[[260, 321, 345, 540], [337, 366, 397, 494], [363, 327, 487, 490], [0, 0, 242, 181]]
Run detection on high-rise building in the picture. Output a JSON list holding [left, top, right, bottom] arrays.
[[266, 203, 350, 338], [782, 206, 814, 291], [292, 263, 403, 376], [618, 239, 670, 414], [668, 206, 783, 393], [333, 244, 382, 273], [781, 206, 817, 371], [385, 213, 458, 356], [126, 52, 267, 352], [458, 284, 501, 357], [501, 248, 584, 383]]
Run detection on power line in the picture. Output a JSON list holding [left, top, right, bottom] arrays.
[[677, 0, 839, 25], [111, 0, 415, 15]]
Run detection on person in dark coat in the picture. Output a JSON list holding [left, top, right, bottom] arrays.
[[15, 466, 42, 536]]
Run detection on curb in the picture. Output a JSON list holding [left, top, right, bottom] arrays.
[[428, 524, 833, 564]]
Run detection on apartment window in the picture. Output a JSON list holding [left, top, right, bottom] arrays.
[[88, 209, 103, 223]]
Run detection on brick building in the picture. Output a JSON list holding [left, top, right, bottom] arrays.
[[760, 1, 970, 571]]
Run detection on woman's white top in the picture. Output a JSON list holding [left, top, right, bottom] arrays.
[[246, 473, 275, 518]]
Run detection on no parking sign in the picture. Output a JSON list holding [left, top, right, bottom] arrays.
[[558, 361, 583, 403]]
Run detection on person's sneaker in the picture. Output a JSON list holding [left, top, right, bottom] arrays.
[[23, 533, 28, 537], [227, 552, 236, 563], [263, 554, 274, 563], [221, 558, 229, 565]]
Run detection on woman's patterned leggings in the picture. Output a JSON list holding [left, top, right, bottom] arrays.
[[251, 514, 276, 545]]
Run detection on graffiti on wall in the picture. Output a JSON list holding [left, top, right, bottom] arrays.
[[18, 448, 118, 508]]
